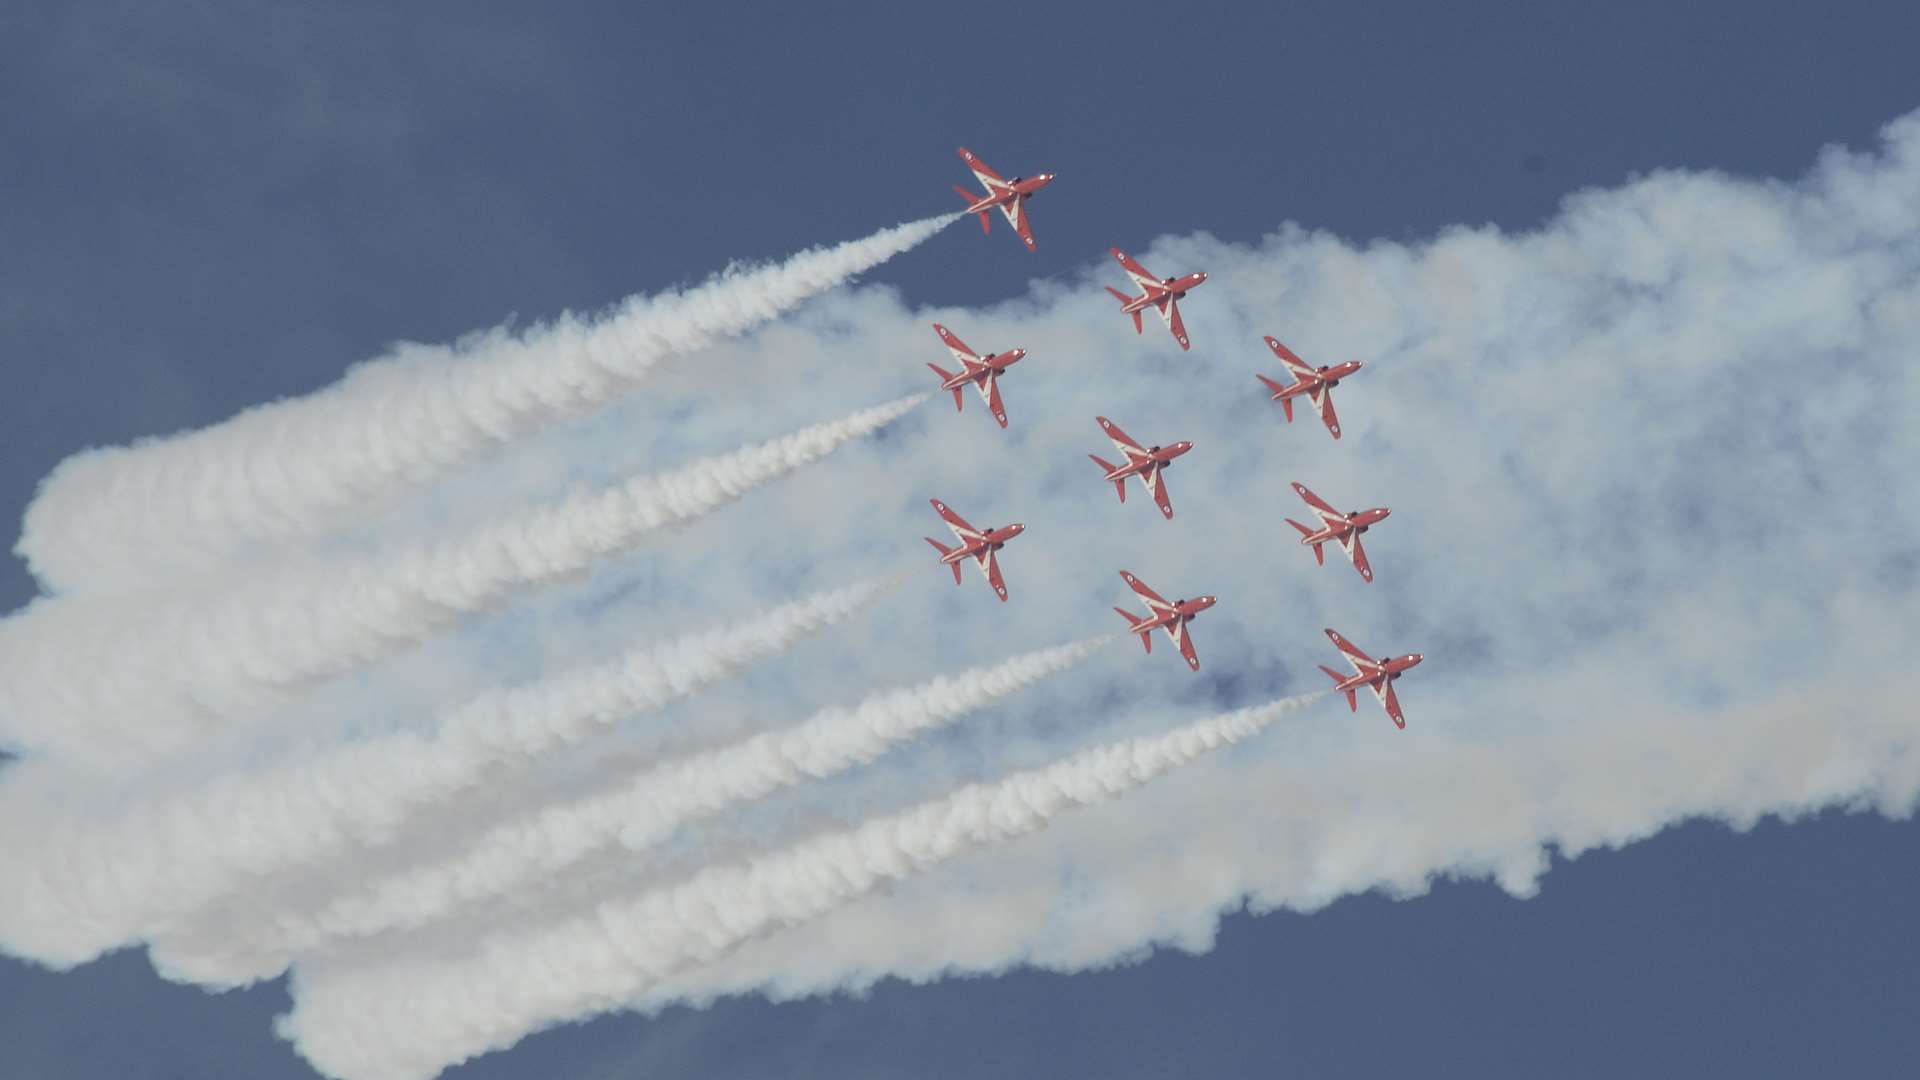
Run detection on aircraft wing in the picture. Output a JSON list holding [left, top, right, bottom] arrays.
[[974, 547, 1009, 600], [957, 147, 1007, 190], [1291, 482, 1342, 522], [1325, 628, 1378, 672], [1096, 416, 1147, 461], [1373, 678, 1406, 728], [996, 198, 1037, 251], [1153, 298, 1191, 350], [1111, 248, 1160, 292], [1167, 619, 1201, 671], [1120, 570, 1175, 614], [1264, 337, 1315, 378], [1313, 385, 1343, 439], [930, 499, 983, 544], [979, 373, 1008, 427], [1339, 532, 1374, 583], [1141, 462, 1174, 519], [932, 323, 980, 365]]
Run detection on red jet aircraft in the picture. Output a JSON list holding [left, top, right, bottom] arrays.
[[1285, 481, 1391, 583], [953, 147, 1055, 252], [1256, 337, 1364, 439], [925, 499, 1025, 601], [1113, 570, 1217, 671], [1104, 248, 1208, 350], [1088, 416, 1194, 520], [926, 323, 1024, 428], [1319, 628, 1424, 729]]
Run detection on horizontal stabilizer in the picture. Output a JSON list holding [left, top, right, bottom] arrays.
[[925, 537, 963, 584], [1115, 607, 1151, 651], [1318, 664, 1356, 710]]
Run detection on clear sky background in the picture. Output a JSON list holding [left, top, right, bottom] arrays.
[[3, 2, 1919, 1077]]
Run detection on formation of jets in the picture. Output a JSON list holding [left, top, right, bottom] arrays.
[[921, 147, 1425, 728]]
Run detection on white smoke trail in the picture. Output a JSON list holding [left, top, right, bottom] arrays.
[[16, 215, 958, 595], [281, 692, 1324, 1080], [0, 394, 927, 765], [150, 635, 1113, 985], [0, 578, 897, 970]]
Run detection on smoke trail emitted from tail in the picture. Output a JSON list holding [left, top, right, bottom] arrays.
[[0, 578, 897, 971], [0, 395, 927, 765], [151, 636, 1113, 984], [17, 215, 959, 595], [281, 692, 1324, 1080]]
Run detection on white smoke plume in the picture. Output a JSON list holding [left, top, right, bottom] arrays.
[[281, 692, 1325, 1080], [0, 393, 926, 765], [0, 577, 897, 969], [149, 635, 1112, 985], [16, 215, 958, 595]]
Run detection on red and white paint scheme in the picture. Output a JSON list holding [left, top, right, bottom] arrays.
[[1319, 627, 1424, 729], [953, 147, 1055, 252], [924, 498, 1025, 601], [926, 323, 1025, 428], [1256, 337, 1364, 439], [1285, 481, 1391, 583], [1104, 247, 1208, 350], [1088, 416, 1194, 520], [1112, 570, 1217, 671]]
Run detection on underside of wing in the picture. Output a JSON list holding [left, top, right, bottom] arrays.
[[1005, 198, 1036, 250], [1097, 416, 1145, 458], [958, 147, 1006, 187], [1318, 388, 1343, 439], [1120, 570, 1173, 612], [931, 499, 982, 543], [1325, 627, 1375, 667], [933, 323, 979, 365], [975, 548, 1008, 600], [1341, 532, 1374, 582], [1170, 621, 1200, 670], [1291, 481, 1340, 518], [1112, 248, 1158, 290], [1381, 679, 1405, 727], [980, 373, 1008, 427], [1164, 299, 1190, 349], [1264, 337, 1315, 377], [1144, 464, 1173, 519]]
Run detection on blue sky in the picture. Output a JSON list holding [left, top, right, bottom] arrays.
[[3, 3, 1919, 1078]]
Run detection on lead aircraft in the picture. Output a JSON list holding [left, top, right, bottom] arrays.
[[1113, 570, 1216, 671], [1104, 247, 1208, 350], [1256, 337, 1364, 439], [1088, 416, 1193, 520], [925, 498, 1025, 601], [926, 323, 1024, 428], [1319, 628, 1424, 729], [953, 147, 1055, 252], [1285, 481, 1391, 582]]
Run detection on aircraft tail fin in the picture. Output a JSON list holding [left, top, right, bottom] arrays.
[[1284, 520, 1325, 564], [925, 538, 964, 584], [1115, 607, 1150, 651], [1318, 664, 1356, 710], [1088, 455, 1126, 502], [1256, 374, 1296, 420], [925, 363, 964, 411], [954, 186, 990, 234], [1105, 286, 1143, 333]]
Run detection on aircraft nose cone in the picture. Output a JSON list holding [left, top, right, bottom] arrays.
[[1009, 523, 1025, 534]]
